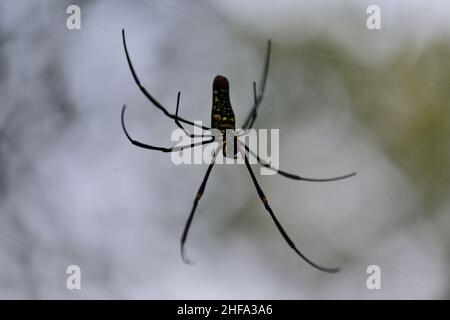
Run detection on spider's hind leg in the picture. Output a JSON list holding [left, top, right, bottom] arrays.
[[121, 29, 211, 132], [121, 105, 215, 152]]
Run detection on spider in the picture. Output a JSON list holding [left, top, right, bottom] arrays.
[[120, 29, 356, 273]]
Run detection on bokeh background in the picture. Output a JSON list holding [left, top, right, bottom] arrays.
[[0, 0, 449, 299]]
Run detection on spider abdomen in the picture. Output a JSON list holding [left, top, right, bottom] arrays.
[[211, 75, 237, 158], [211, 75, 235, 131]]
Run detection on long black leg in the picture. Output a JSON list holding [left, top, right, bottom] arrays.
[[175, 91, 211, 138], [252, 81, 257, 105], [247, 81, 260, 129], [181, 146, 220, 264], [241, 150, 340, 273], [122, 29, 210, 131], [240, 142, 356, 182], [122, 105, 214, 152], [242, 39, 272, 129]]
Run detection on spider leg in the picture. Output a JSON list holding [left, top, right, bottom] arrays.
[[181, 145, 221, 264], [122, 29, 211, 131], [175, 91, 212, 139], [240, 148, 340, 273], [122, 105, 214, 152], [242, 39, 272, 129], [240, 142, 356, 182], [253, 81, 257, 105]]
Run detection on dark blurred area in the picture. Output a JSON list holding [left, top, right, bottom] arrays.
[[0, 0, 449, 298]]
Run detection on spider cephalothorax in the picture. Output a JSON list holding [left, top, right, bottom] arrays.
[[120, 29, 356, 273]]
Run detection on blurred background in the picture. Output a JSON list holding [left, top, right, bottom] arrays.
[[0, 0, 449, 299]]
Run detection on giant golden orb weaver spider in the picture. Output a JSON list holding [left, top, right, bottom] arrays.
[[120, 29, 356, 273]]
